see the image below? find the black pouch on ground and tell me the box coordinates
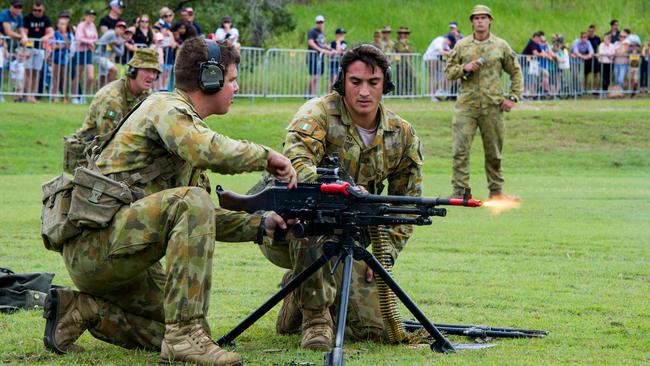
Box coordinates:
[0,268,56,314]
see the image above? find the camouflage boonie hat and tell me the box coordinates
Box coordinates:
[127,48,162,73]
[469,4,493,20]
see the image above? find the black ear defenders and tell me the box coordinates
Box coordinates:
[198,39,226,94]
[332,44,395,96]
[126,66,137,79]
[126,66,160,81]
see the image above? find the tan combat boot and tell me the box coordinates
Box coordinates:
[300,308,333,351]
[43,288,99,354]
[160,319,243,366]
[276,271,301,335]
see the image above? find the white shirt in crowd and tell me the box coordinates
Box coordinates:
[215,27,239,44]
[598,42,616,64]
[423,36,450,61]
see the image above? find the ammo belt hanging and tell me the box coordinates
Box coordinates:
[369,226,407,343]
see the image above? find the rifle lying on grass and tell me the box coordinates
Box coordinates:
[403,319,548,339]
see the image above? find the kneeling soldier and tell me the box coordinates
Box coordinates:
[44,38,297,366]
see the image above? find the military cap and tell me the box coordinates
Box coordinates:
[469,4,493,20]
[382,25,392,33]
[373,29,381,37]
[397,26,410,34]
[127,48,162,73]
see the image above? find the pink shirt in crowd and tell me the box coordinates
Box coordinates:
[75,20,98,52]
[598,43,616,64]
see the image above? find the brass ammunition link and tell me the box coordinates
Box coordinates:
[369,226,407,343]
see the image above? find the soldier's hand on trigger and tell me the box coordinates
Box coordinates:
[266,150,298,188]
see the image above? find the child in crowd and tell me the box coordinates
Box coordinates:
[51,17,74,103]
[628,42,641,96]
[10,48,28,102]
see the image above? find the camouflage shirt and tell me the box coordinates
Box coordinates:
[78,76,150,137]
[394,39,413,53]
[380,39,395,53]
[285,93,423,259]
[445,33,523,108]
[96,89,271,242]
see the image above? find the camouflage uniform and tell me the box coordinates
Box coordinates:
[444,32,523,196]
[78,48,161,138]
[394,34,415,95]
[77,76,150,137]
[61,89,269,349]
[380,39,395,53]
[259,92,423,340]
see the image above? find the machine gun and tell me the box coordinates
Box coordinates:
[214,168,484,366]
[216,178,482,241]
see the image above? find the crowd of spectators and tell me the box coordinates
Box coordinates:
[0,0,242,103]
[0,0,648,102]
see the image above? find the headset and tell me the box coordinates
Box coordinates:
[198,39,226,94]
[126,66,161,81]
[332,44,395,96]
[126,66,138,79]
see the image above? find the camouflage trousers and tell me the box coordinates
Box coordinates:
[260,237,386,341]
[452,104,505,194]
[62,187,216,350]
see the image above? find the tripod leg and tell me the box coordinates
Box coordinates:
[325,253,354,366]
[354,247,456,353]
[217,248,335,346]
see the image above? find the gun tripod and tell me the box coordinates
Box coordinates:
[217,227,460,366]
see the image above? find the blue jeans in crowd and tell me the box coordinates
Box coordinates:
[613,63,628,88]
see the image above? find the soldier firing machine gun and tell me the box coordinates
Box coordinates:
[214,160,545,366]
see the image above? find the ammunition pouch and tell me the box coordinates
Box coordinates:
[62,133,91,174]
[68,167,138,229]
[40,174,82,252]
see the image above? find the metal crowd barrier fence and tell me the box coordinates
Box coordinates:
[1,35,648,102]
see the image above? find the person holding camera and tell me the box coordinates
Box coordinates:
[444,5,522,201]
[44,38,296,366]
[214,15,239,51]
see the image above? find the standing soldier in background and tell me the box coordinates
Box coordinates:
[444,5,522,200]
[379,25,394,52]
[394,26,415,95]
[64,48,161,173]
[372,29,382,50]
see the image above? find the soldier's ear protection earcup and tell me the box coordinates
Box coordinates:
[126,66,160,81]
[126,66,137,79]
[198,39,225,95]
[331,44,395,96]
[332,67,345,95]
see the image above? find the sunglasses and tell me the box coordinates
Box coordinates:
[33,8,44,13]
[141,20,149,23]
[164,14,173,18]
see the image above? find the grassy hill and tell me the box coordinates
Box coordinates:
[276,0,650,52]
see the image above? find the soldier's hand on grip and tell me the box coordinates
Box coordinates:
[266,150,298,188]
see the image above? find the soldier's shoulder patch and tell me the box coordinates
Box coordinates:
[105,109,118,120]
[290,118,318,135]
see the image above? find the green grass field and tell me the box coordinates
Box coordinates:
[0,98,649,365]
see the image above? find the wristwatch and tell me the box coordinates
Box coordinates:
[509,96,518,103]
